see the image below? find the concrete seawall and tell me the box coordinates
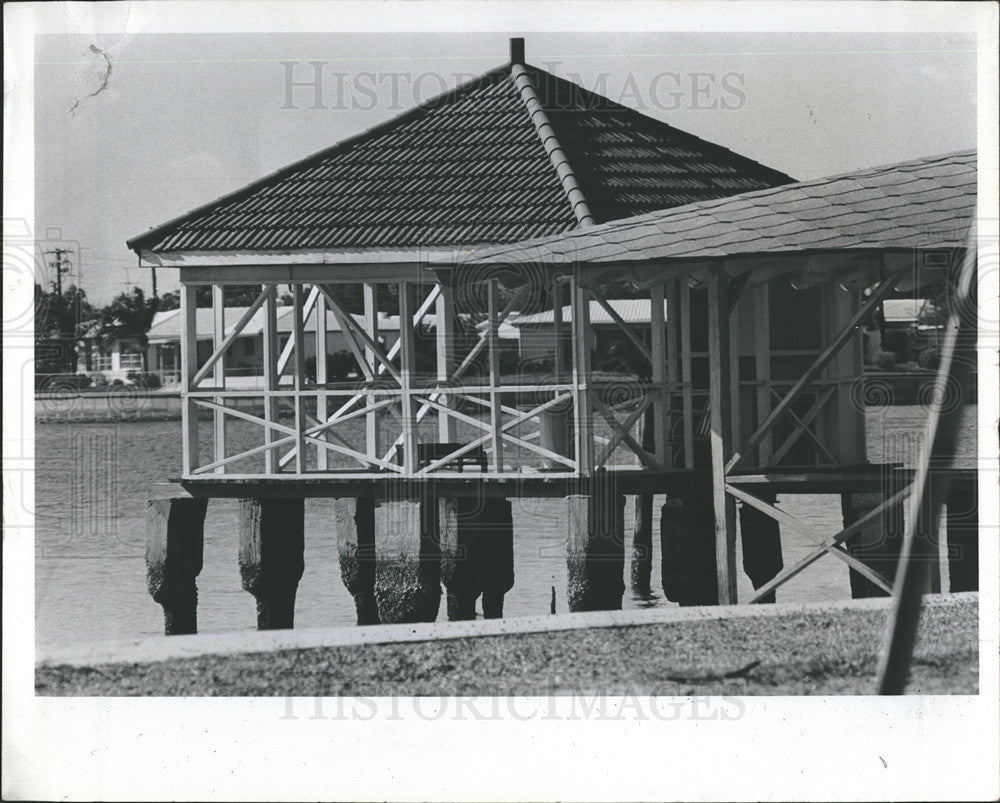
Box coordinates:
[36,390,184,422]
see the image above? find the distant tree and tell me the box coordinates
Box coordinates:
[99,287,159,370]
[34,283,94,373]
[157,291,180,311]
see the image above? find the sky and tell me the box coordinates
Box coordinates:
[33,31,977,304]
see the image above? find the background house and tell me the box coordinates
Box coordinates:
[511,299,665,369]
[146,305,405,383]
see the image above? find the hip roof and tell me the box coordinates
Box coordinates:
[128,50,792,257]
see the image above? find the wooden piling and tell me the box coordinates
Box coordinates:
[146,497,209,635]
[841,475,905,599]
[946,479,978,592]
[372,495,442,623]
[631,494,654,594]
[738,490,784,603]
[660,487,718,606]
[333,497,380,625]
[567,491,625,612]
[239,498,305,630]
[441,497,515,620]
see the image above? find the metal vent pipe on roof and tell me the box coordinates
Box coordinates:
[510,37,525,65]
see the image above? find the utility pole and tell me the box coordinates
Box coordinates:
[44,248,72,297]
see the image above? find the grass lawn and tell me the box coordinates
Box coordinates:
[36,595,977,696]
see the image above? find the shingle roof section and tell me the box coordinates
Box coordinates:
[527,66,794,221]
[128,59,794,254]
[458,150,976,267]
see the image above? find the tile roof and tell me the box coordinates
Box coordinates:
[127,59,793,255]
[456,150,976,268]
[510,298,667,326]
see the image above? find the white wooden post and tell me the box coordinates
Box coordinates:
[753,283,772,466]
[363,282,380,461]
[649,281,670,467]
[680,283,694,469]
[570,272,593,475]
[315,288,328,470]
[707,269,737,604]
[292,284,306,473]
[487,279,504,471]
[181,283,199,475]
[729,280,742,457]
[212,285,226,473]
[398,282,417,474]
[826,282,865,463]
[552,278,566,379]
[436,280,457,444]
[665,280,679,467]
[263,285,279,474]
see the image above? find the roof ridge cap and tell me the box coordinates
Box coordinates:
[510,62,595,228]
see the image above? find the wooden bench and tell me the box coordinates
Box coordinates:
[392,443,488,472]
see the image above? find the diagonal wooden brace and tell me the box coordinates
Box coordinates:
[727,266,908,472]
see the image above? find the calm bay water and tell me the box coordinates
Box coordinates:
[34,405,978,653]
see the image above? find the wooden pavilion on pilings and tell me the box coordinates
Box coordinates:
[453,149,979,608]
[129,34,976,634]
[131,37,800,633]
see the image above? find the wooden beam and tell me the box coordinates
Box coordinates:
[487,279,504,472]
[322,287,375,382]
[180,284,199,475]
[769,385,837,465]
[193,397,403,472]
[570,273,594,475]
[768,386,839,465]
[728,281,741,459]
[190,287,268,388]
[725,483,892,595]
[649,282,670,467]
[437,281,457,443]
[317,285,400,383]
[590,288,653,363]
[727,265,908,472]
[315,289,328,470]
[592,398,662,471]
[363,283,380,460]
[552,278,566,379]
[596,393,654,467]
[379,284,528,464]
[212,285,226,473]
[263,286,279,474]
[680,283,694,469]
[664,280,679,466]
[398,283,417,474]
[707,269,737,604]
[746,485,911,603]
[292,285,307,473]
[276,285,319,379]
[753,283,772,465]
